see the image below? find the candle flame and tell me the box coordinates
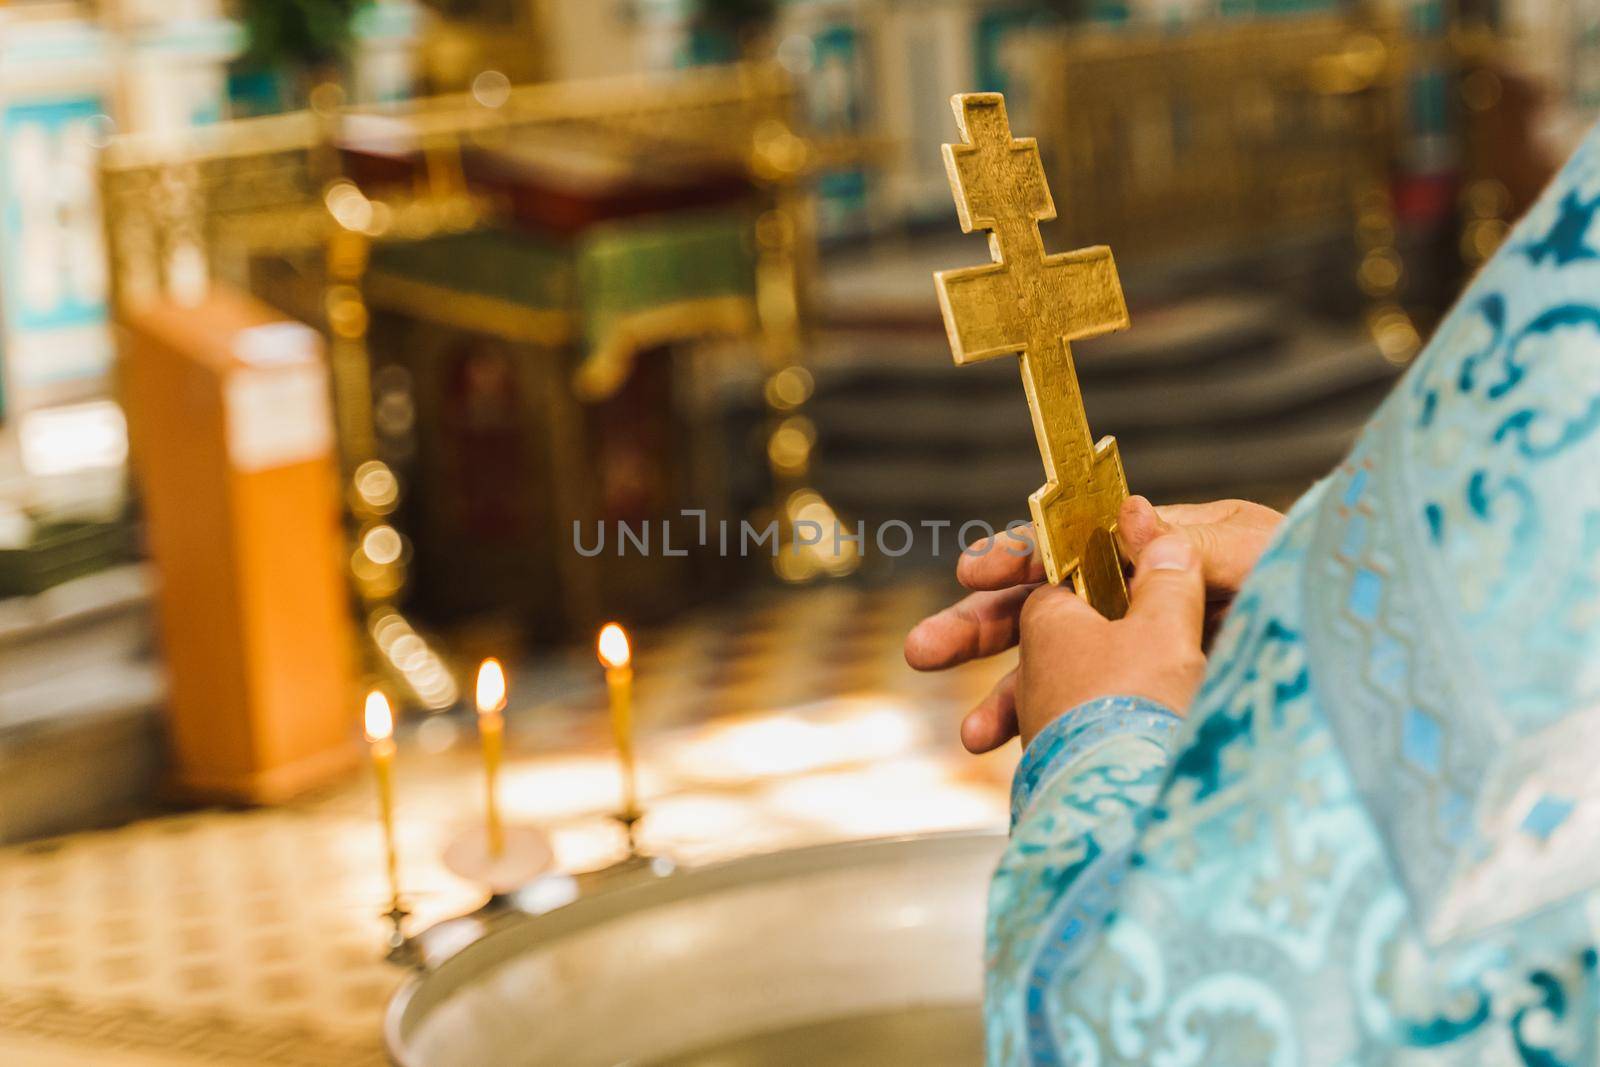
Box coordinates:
[597,623,631,669]
[476,657,507,715]
[364,689,393,742]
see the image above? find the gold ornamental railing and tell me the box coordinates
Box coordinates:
[1030,15,1421,360]
[100,63,861,708]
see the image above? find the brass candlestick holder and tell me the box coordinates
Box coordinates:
[383,900,420,967]
[379,633,678,973]
[597,624,642,854]
[595,622,677,880]
[440,658,556,897]
[364,689,423,965]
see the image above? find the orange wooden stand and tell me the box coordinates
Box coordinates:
[120,288,358,803]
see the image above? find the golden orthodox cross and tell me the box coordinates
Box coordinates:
[934,93,1132,619]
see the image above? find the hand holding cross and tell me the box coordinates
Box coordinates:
[934,93,1132,619]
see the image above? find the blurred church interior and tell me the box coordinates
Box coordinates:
[0,0,1594,1063]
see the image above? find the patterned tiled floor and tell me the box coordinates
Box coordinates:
[0,581,1015,1066]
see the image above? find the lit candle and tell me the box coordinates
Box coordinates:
[596,623,638,823]
[475,658,508,858]
[364,689,402,910]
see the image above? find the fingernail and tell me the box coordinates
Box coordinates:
[1142,535,1194,572]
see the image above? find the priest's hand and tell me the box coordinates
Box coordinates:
[903,496,1281,753]
[1008,536,1205,747]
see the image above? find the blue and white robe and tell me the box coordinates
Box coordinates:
[987,123,1600,1066]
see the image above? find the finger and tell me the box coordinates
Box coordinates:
[961,669,1019,754]
[1152,500,1249,527]
[904,584,1039,671]
[1124,498,1278,593]
[1175,518,1275,592]
[956,526,1048,590]
[1125,534,1207,651]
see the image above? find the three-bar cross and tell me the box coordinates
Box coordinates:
[934,93,1132,618]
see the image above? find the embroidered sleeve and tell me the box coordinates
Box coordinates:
[986,695,1182,1064]
[1008,695,1183,827]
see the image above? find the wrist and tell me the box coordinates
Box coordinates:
[1020,668,1201,746]
[1011,695,1182,825]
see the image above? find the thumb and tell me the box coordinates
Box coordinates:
[1124,533,1206,649]
[1117,495,1171,557]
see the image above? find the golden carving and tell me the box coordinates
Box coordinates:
[1025,17,1420,361]
[364,271,577,346]
[100,61,865,621]
[934,93,1131,618]
[574,295,758,401]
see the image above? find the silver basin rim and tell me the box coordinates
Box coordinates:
[383,828,1005,1066]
